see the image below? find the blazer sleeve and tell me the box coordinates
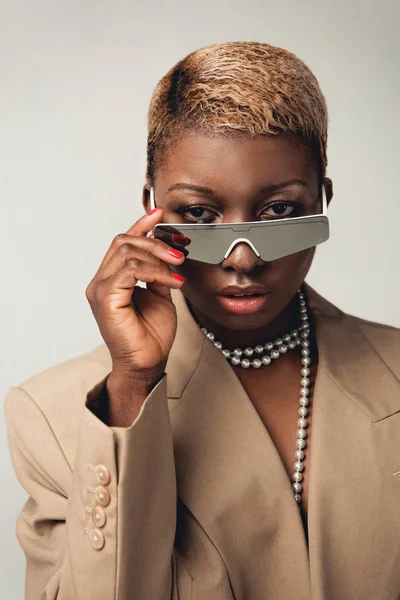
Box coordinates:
[3,373,177,600]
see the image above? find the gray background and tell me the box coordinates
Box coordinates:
[1,0,399,595]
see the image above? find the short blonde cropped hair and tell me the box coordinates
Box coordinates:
[146,41,328,185]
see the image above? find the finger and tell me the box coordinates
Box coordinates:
[99,243,168,280]
[154,229,191,250]
[99,238,186,279]
[101,257,185,305]
[125,206,164,237]
[99,207,165,270]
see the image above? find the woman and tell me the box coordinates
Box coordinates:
[4,41,400,600]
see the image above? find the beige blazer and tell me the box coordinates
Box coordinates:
[4,282,400,600]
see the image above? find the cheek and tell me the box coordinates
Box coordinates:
[278,248,315,272]
[271,248,316,289]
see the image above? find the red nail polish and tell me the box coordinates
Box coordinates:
[172,272,185,282]
[172,234,190,244]
[148,207,161,216]
[167,247,184,258]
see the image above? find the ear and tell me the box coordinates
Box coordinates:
[142,184,151,213]
[323,177,334,207]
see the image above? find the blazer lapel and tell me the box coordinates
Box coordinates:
[305,285,400,599]
[168,283,400,600]
[168,287,312,599]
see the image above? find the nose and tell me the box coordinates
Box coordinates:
[220,239,265,272]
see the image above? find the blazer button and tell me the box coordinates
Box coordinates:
[95,464,110,486]
[94,485,110,507]
[89,528,105,551]
[92,505,107,528]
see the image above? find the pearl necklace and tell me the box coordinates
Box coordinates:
[199,287,312,506]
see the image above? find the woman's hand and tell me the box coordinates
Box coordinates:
[86,207,186,387]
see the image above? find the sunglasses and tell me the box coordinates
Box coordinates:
[150,185,329,264]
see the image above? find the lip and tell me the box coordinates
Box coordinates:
[218,285,269,296]
[216,285,270,315]
[216,294,269,315]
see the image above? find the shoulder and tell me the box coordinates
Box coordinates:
[345,312,400,375]
[17,343,111,409]
[3,344,111,469]
[306,282,400,376]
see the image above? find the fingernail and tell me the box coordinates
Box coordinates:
[167,247,184,258]
[172,272,185,282]
[172,234,191,244]
[148,207,161,216]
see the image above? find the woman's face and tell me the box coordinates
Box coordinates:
[143,130,333,335]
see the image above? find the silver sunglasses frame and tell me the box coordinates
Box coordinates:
[150,185,330,263]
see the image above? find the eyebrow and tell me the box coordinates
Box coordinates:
[166,179,308,197]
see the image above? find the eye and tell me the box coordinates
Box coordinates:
[261,202,298,219]
[176,201,300,222]
[177,206,218,223]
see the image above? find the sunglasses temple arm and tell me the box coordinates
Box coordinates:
[149,187,156,211]
[322,184,328,215]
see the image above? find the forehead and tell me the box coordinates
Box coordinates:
[156,130,318,192]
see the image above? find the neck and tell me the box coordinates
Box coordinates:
[185,292,301,350]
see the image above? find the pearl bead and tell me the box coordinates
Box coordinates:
[197,286,312,506]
